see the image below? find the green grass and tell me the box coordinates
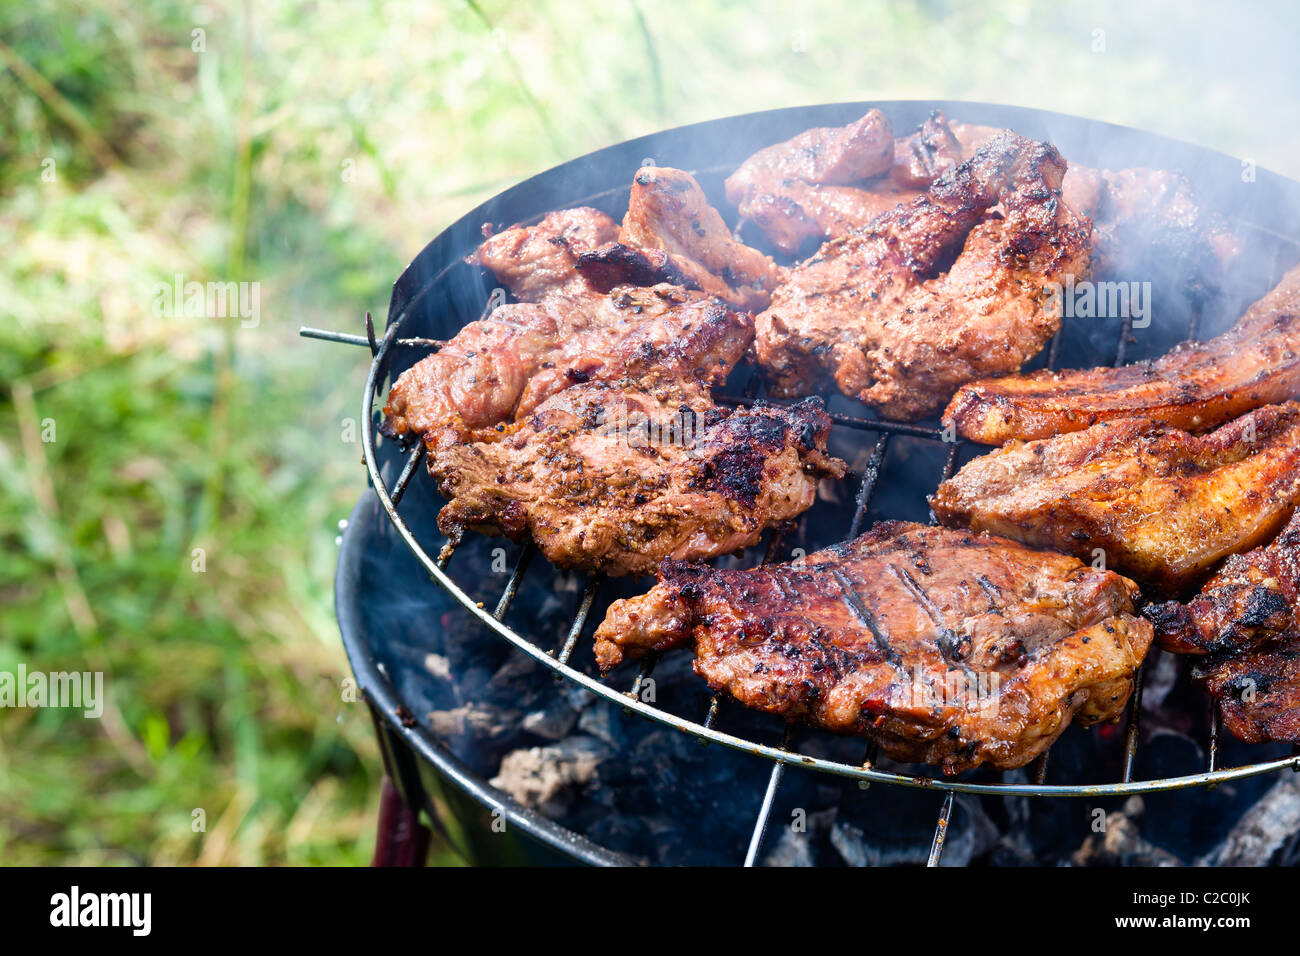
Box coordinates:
[2,0,1295,865]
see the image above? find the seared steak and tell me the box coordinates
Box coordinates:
[754,132,1090,419]
[431,381,843,576]
[593,521,1151,774]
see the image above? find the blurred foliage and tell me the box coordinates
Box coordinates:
[0,0,1294,865]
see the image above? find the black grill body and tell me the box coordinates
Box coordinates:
[330,101,1300,866]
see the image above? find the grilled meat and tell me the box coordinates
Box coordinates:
[891,110,969,188]
[470,207,619,301]
[1061,165,1242,277]
[724,109,896,254]
[754,132,1090,419]
[608,166,780,311]
[593,521,1151,774]
[944,264,1300,445]
[397,188,828,574]
[473,170,776,311]
[932,403,1300,596]
[1145,509,1300,656]
[723,111,1005,254]
[727,106,1241,291]
[431,381,844,576]
[723,111,1000,255]
[1198,643,1300,744]
[1143,512,1300,743]
[382,284,750,446]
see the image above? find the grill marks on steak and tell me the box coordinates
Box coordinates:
[944,264,1300,445]
[753,132,1091,420]
[932,402,1300,597]
[1144,510,1300,744]
[430,383,844,576]
[592,522,1152,774]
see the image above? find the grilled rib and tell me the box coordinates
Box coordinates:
[431,382,844,576]
[944,264,1300,445]
[754,132,1090,420]
[593,521,1152,774]
[932,403,1300,597]
[1198,643,1300,744]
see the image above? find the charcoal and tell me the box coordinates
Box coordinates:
[1199,776,1300,866]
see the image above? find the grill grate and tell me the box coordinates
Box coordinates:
[304,284,1300,866]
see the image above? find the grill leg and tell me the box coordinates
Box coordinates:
[366,698,433,867]
[372,776,431,867]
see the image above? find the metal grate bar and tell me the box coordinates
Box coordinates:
[1045,327,1063,371]
[389,444,427,507]
[628,655,657,700]
[848,434,891,540]
[702,695,722,731]
[734,527,800,860]
[926,791,956,867]
[939,442,960,483]
[715,396,941,439]
[763,527,790,565]
[743,726,794,867]
[299,325,445,351]
[555,576,603,665]
[856,741,879,791]
[493,544,536,621]
[1113,313,1135,366]
[1121,664,1148,783]
[435,541,457,571]
[1032,752,1050,785]
[1207,704,1220,776]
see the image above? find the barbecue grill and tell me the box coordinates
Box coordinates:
[306,101,1300,866]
